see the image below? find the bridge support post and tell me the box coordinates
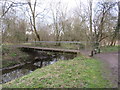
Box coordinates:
[77,52,81,56]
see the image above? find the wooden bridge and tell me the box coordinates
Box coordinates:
[7,41,95,55]
[19,46,81,54]
[10,41,94,54]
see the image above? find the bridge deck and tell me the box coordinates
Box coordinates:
[20,46,81,53]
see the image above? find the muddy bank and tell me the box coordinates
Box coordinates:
[1,51,56,74]
[2,45,57,73]
[2,45,30,68]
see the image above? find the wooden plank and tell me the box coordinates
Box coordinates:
[20,46,80,53]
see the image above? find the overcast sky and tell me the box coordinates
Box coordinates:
[0,0,118,24]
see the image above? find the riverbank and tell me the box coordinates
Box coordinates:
[3,56,110,88]
[2,45,29,68]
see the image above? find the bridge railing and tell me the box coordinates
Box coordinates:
[27,41,95,51]
[2,40,99,51]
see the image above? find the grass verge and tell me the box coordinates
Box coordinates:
[101,45,119,53]
[3,56,110,88]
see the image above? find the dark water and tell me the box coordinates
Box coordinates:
[1,51,76,84]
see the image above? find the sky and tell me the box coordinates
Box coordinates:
[1,0,118,24]
[30,0,87,11]
[0,0,81,22]
[20,0,117,25]
[31,0,89,24]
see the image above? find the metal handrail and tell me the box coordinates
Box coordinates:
[29,41,82,43]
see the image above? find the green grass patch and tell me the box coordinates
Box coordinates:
[3,56,110,88]
[101,45,119,53]
[2,45,29,68]
[2,60,18,68]
[59,43,78,49]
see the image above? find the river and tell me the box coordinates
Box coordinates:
[1,50,76,84]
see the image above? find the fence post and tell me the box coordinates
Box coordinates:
[90,50,94,57]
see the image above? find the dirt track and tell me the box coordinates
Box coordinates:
[94,52,118,88]
[80,50,118,88]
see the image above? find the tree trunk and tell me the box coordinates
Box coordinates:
[110,2,120,46]
[28,0,40,41]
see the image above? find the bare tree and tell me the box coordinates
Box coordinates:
[1,1,13,17]
[110,1,120,46]
[2,13,27,43]
[0,0,27,18]
[50,1,62,45]
[27,0,40,41]
[93,1,116,44]
[88,0,93,39]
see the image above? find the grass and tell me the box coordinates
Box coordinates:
[2,60,19,68]
[34,43,85,50]
[101,45,119,53]
[3,56,110,88]
[2,45,29,68]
